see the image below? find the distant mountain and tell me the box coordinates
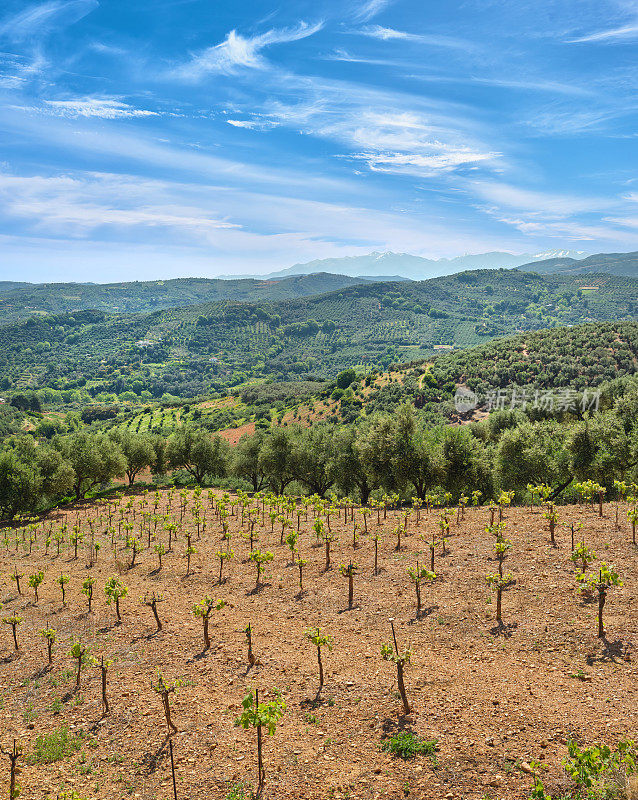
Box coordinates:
[0,272,378,324]
[224,250,589,281]
[516,251,638,278]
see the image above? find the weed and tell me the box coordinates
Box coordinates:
[27,727,84,764]
[380,731,438,762]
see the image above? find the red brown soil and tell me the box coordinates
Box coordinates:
[0,496,636,800]
[217,422,256,445]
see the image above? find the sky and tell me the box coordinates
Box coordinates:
[0,0,637,282]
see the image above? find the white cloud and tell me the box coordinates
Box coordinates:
[0,0,98,42]
[172,22,323,81]
[358,25,470,49]
[41,97,158,118]
[352,0,393,24]
[226,118,278,130]
[359,25,413,40]
[0,172,240,235]
[472,182,614,215]
[568,23,638,42]
[263,92,501,178]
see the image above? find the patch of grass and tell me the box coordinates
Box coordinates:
[27,726,85,764]
[381,731,438,761]
[225,783,250,800]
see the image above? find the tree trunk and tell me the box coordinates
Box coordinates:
[598,588,606,638]
[203,617,210,650]
[396,662,410,714]
[348,575,354,609]
[317,647,324,689]
[163,693,177,734]
[496,588,502,622]
[101,660,110,715]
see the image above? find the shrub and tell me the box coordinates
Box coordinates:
[381,731,438,761]
[27,727,84,764]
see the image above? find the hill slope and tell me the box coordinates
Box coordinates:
[517,251,638,277]
[2,269,638,401]
[0,272,375,323]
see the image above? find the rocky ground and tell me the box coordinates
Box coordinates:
[0,492,635,800]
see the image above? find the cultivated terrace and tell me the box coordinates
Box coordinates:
[0,489,635,800]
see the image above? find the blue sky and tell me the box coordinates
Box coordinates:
[0,0,637,282]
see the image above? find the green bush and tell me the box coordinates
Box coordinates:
[380,731,438,761]
[27,727,84,764]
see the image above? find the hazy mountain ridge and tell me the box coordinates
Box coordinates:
[222,249,589,281]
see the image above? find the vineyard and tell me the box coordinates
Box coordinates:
[2,271,638,403]
[0,488,636,800]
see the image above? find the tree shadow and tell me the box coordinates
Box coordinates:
[31,664,52,680]
[300,693,331,710]
[139,734,171,776]
[294,589,307,601]
[380,715,415,736]
[247,583,269,596]
[408,604,439,624]
[586,637,628,665]
[192,649,209,662]
[337,604,360,614]
[489,621,518,638]
[0,652,19,665]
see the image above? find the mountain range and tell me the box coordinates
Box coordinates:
[220,249,589,281]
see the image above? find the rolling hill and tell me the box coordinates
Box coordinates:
[2,268,638,403]
[516,250,638,277]
[0,272,378,324]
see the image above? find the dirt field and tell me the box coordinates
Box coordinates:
[0,493,636,800]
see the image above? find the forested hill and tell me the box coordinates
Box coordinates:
[428,320,638,394]
[516,250,638,277]
[0,272,376,323]
[2,269,638,400]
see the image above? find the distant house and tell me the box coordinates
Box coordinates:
[433,344,454,350]
[210,356,220,363]
[136,339,156,348]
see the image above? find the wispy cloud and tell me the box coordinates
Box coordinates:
[259,78,502,179]
[352,0,393,24]
[358,24,470,50]
[226,118,278,130]
[0,172,240,235]
[39,97,158,118]
[172,21,323,81]
[0,0,98,42]
[568,22,638,43]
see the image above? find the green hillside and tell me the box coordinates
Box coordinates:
[517,250,638,277]
[0,272,375,323]
[1,269,637,405]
